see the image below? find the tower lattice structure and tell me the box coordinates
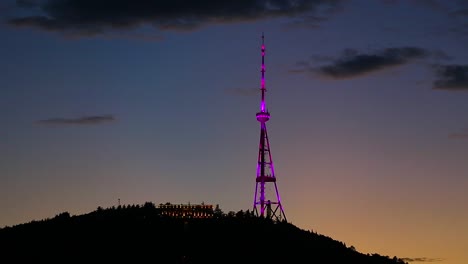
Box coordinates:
[252,34,286,222]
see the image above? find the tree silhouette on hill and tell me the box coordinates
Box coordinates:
[0,202,408,264]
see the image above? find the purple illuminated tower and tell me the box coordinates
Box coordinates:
[252,34,287,222]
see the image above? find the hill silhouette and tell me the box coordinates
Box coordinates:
[0,202,408,264]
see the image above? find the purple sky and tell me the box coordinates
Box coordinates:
[1,1,468,263]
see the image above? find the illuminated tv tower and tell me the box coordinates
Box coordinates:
[252,34,286,222]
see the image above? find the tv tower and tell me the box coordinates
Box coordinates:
[252,34,287,222]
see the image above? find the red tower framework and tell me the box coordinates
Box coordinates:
[252,34,287,222]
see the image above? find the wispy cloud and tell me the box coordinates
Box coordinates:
[448,128,468,139]
[433,64,468,91]
[6,0,342,37]
[36,115,116,125]
[449,133,468,139]
[401,257,444,263]
[290,47,429,79]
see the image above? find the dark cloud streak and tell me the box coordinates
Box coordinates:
[448,128,468,139]
[291,47,429,79]
[7,0,342,36]
[36,115,116,125]
[401,257,444,262]
[433,64,468,90]
[449,133,468,139]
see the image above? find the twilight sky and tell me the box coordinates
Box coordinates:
[1,0,468,263]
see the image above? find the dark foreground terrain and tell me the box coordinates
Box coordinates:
[0,202,408,264]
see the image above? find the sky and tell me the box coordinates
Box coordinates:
[1,0,468,263]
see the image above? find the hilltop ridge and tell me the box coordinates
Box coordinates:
[0,202,408,264]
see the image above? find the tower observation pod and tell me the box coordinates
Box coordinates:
[252,34,287,222]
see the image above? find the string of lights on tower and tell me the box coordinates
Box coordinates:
[252,34,287,222]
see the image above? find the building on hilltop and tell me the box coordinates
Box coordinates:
[158,202,214,218]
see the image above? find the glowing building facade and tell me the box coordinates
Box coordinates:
[158,203,214,218]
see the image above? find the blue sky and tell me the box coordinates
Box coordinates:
[1,1,468,263]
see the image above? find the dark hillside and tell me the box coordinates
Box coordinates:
[0,202,408,264]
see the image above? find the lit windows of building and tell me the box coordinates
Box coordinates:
[158,203,214,218]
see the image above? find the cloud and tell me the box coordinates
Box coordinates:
[7,0,342,37]
[290,47,429,79]
[449,133,468,139]
[449,128,468,139]
[431,50,452,61]
[401,257,444,263]
[433,64,468,90]
[36,115,116,125]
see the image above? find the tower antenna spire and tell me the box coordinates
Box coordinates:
[253,34,287,222]
[260,32,266,112]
